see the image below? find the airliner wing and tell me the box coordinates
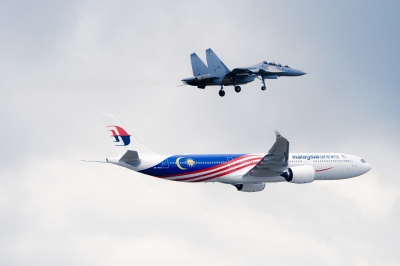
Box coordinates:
[245,131,289,177]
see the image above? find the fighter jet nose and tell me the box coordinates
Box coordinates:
[299,71,307,76]
[294,69,307,76]
[286,68,306,76]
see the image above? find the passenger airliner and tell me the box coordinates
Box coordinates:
[88,115,371,192]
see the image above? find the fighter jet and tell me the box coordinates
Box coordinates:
[181,48,306,97]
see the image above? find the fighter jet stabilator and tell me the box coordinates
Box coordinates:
[181,48,306,97]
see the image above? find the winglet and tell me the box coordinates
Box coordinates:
[268,130,289,164]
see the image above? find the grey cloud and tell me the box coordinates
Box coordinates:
[0,0,400,265]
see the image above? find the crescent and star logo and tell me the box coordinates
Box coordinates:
[176,157,196,170]
[108,126,131,146]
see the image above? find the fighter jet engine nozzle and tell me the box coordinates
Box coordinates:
[281,165,315,184]
[234,183,265,192]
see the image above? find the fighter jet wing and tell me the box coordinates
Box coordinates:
[244,131,289,177]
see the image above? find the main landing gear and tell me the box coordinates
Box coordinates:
[218,85,241,97]
[232,78,241,93]
[219,86,225,97]
[218,84,241,97]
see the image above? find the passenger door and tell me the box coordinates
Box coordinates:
[352,156,357,167]
[162,159,169,169]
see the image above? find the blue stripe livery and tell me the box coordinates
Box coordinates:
[139,154,246,177]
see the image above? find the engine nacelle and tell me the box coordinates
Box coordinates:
[234,183,265,192]
[281,165,315,184]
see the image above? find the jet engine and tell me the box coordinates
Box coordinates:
[281,165,315,184]
[234,183,265,192]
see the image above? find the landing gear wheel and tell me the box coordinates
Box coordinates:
[261,86,266,91]
[234,86,241,93]
[219,90,225,97]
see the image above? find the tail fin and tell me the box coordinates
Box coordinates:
[205,48,230,77]
[190,53,209,76]
[101,114,156,157]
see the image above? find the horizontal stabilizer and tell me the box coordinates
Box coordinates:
[119,150,141,167]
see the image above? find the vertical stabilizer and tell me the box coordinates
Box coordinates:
[205,48,230,77]
[102,114,156,157]
[190,53,209,76]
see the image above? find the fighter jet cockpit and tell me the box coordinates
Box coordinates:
[262,61,291,68]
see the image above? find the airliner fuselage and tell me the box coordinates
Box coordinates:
[107,153,371,184]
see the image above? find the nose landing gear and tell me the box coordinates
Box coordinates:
[261,77,266,91]
[219,85,225,97]
[234,86,241,93]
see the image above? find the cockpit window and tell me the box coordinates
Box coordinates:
[361,159,366,163]
[284,65,289,67]
[263,61,268,64]
[278,63,282,67]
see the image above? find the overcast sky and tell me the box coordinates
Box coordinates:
[1,0,400,265]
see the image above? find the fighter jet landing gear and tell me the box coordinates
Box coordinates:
[234,86,241,93]
[261,77,266,91]
[219,86,225,97]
